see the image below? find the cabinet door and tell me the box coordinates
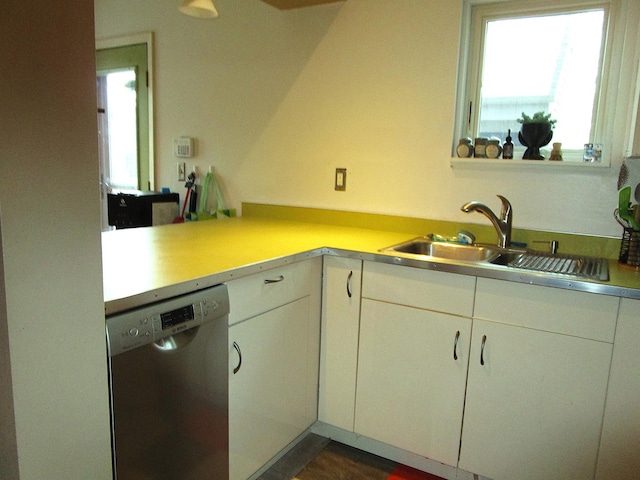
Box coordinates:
[596,298,640,480]
[354,299,471,467]
[459,319,613,480]
[318,256,362,431]
[229,297,315,480]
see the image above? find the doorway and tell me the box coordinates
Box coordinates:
[96,34,154,230]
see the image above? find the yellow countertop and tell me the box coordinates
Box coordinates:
[102,217,410,312]
[102,216,640,315]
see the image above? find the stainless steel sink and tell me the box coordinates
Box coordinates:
[379,236,502,263]
[379,236,609,281]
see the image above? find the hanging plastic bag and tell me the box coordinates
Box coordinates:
[190,170,236,221]
[210,172,236,218]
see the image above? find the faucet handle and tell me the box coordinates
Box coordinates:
[496,195,512,221]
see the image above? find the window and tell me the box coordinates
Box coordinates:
[97,68,139,190]
[96,42,150,190]
[455,0,624,163]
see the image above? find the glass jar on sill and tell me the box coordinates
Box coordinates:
[486,137,502,159]
[456,137,474,158]
[583,143,603,163]
[474,137,488,158]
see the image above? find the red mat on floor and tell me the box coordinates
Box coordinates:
[388,464,444,480]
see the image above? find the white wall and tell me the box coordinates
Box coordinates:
[0,1,112,478]
[95,0,640,237]
[95,0,343,205]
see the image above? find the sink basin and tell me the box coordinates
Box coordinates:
[379,236,501,263]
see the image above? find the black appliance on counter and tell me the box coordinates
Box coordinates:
[108,190,179,229]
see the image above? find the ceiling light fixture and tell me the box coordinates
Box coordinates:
[179,0,219,18]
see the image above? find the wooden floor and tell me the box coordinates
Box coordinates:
[258,434,330,480]
[294,441,399,479]
[258,434,445,480]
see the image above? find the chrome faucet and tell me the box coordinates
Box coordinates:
[461,195,513,248]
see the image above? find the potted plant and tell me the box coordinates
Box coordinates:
[517,111,556,160]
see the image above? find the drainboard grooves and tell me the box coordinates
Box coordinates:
[505,252,608,281]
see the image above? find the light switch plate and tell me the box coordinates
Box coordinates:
[335,168,347,191]
[177,162,186,181]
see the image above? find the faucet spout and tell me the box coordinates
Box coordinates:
[461,195,512,248]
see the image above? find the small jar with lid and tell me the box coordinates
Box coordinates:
[583,143,595,162]
[486,137,503,159]
[474,137,488,158]
[456,137,474,158]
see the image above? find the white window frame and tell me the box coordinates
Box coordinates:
[96,32,155,188]
[453,0,640,167]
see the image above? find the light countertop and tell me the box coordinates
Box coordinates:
[103,216,640,315]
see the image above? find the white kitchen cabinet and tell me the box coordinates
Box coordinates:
[355,299,471,467]
[596,297,640,480]
[227,258,321,480]
[318,256,362,431]
[459,278,619,480]
[354,261,474,467]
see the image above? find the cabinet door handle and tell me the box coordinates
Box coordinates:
[480,334,487,366]
[453,330,460,360]
[233,341,242,374]
[264,275,284,284]
[346,270,353,298]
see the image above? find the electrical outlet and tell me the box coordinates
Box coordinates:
[335,168,347,191]
[177,162,186,181]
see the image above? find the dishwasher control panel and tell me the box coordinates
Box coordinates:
[106,284,229,357]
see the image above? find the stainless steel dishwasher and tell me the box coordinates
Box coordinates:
[106,284,230,480]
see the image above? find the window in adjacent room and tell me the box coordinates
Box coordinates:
[97,68,139,190]
[96,37,152,231]
[456,1,610,161]
[96,42,150,191]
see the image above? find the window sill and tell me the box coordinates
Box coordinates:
[450,157,610,170]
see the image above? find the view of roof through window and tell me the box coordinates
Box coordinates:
[477,9,605,152]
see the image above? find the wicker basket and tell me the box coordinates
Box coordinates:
[619,227,640,268]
